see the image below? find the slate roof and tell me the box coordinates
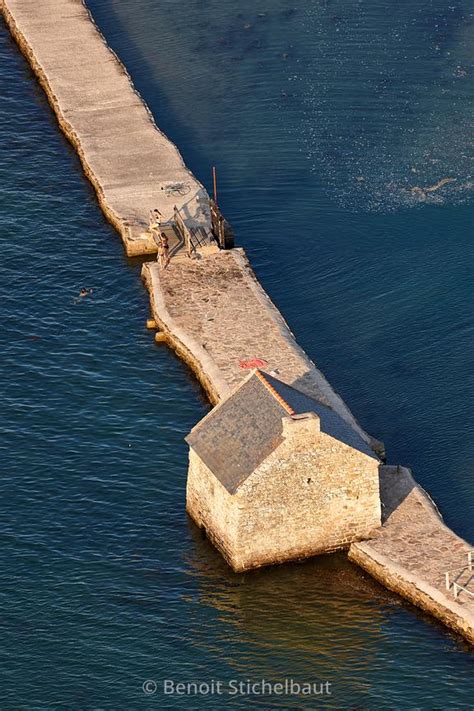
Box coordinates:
[185,370,376,494]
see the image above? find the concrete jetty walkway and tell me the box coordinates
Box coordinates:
[2,0,472,647]
[141,251,381,454]
[350,467,474,645]
[1,0,212,256]
[1,0,377,451]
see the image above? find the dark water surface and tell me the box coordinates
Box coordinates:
[1,0,473,708]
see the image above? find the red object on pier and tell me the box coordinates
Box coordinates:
[239,358,268,369]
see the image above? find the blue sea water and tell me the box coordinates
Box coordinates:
[1,0,473,708]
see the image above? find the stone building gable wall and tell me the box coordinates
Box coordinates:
[186,449,240,569]
[233,427,381,571]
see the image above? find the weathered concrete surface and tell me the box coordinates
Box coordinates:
[349,467,474,645]
[4,0,471,646]
[1,0,212,256]
[0,0,381,453]
[142,250,383,455]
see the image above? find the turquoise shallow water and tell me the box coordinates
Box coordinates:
[1,0,473,708]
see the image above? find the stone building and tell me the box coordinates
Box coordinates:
[185,369,381,572]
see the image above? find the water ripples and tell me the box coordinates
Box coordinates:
[2,4,474,709]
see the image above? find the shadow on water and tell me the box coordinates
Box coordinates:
[87,0,215,190]
[185,522,474,672]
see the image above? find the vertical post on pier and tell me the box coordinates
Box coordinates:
[453,583,459,600]
[212,166,218,205]
[445,572,450,591]
[468,551,473,571]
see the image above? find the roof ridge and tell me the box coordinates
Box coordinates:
[254,370,295,416]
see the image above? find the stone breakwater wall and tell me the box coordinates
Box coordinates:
[1,0,211,257]
[3,0,472,646]
[0,0,381,451]
[350,467,474,646]
[141,252,380,455]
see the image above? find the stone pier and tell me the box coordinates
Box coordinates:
[141,251,381,454]
[2,0,472,647]
[350,467,474,645]
[1,0,212,256]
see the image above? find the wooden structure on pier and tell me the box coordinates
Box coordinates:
[171,202,234,259]
[209,199,234,250]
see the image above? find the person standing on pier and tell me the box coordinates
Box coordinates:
[149,208,163,237]
[149,208,170,269]
[158,232,170,270]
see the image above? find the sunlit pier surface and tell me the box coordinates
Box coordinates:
[2,0,472,647]
[350,467,474,646]
[1,0,213,256]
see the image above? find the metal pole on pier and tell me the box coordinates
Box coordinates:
[212,166,218,204]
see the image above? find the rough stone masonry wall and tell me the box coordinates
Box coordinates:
[227,416,380,572]
[349,467,474,645]
[186,449,241,569]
